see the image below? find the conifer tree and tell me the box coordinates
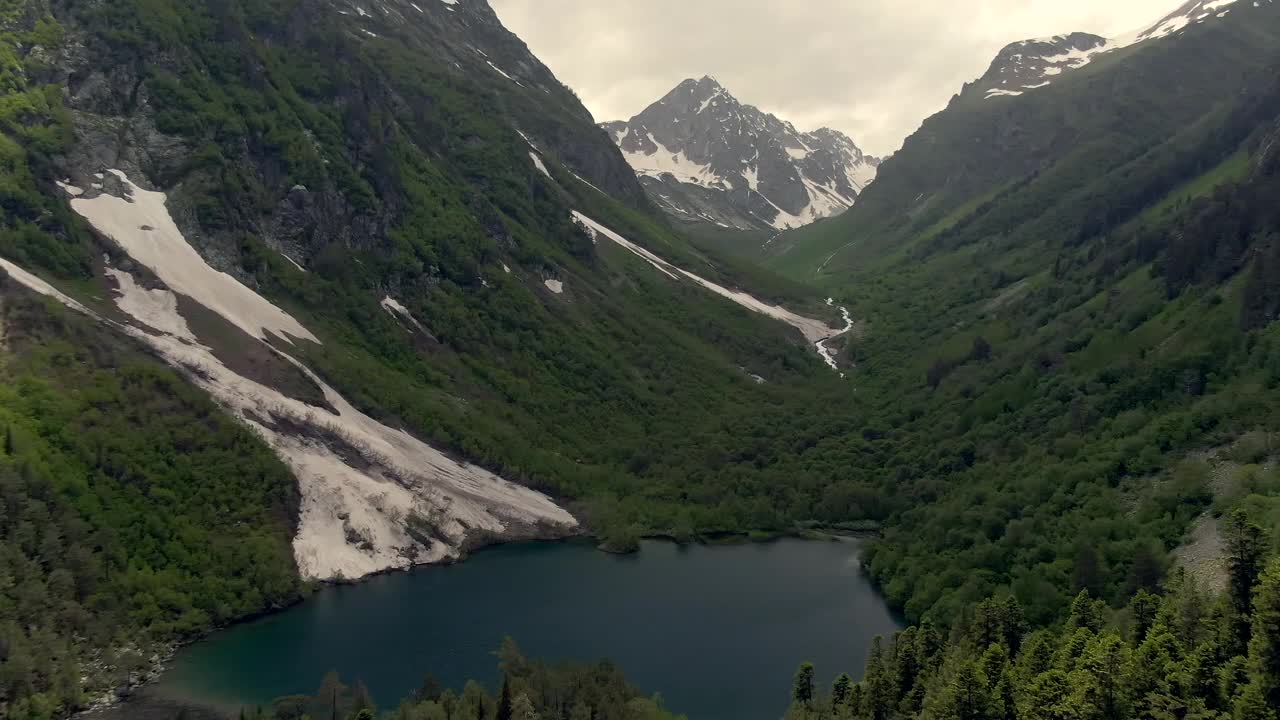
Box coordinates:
[1129,589,1159,645]
[832,673,853,709]
[863,637,895,720]
[497,674,515,720]
[1242,559,1280,712]
[511,692,540,720]
[942,660,990,720]
[1226,510,1268,651]
[792,662,816,707]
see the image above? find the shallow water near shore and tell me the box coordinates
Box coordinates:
[144,538,900,720]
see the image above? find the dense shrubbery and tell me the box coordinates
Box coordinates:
[0,294,301,718]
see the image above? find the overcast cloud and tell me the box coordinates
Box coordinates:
[490,0,1180,155]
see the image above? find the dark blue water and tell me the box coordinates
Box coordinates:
[155,538,899,720]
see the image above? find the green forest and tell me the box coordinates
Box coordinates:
[785,516,1279,720]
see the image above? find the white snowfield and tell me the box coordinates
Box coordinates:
[619,131,728,191]
[616,129,868,231]
[571,211,854,366]
[10,171,578,581]
[71,171,318,345]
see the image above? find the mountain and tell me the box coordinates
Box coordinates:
[601,77,879,231]
[764,0,1280,278]
[974,0,1268,101]
[0,0,870,712]
[752,0,1280,625]
[7,0,1280,716]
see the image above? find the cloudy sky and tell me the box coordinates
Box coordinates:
[490,0,1181,155]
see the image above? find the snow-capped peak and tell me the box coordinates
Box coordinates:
[602,78,879,231]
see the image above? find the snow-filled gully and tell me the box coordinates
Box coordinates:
[570,211,854,371]
[1,171,577,581]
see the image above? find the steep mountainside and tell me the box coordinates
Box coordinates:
[602,77,879,231]
[745,0,1280,631]
[0,0,874,713]
[765,0,1280,278]
[971,0,1267,101]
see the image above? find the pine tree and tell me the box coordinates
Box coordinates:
[511,693,540,720]
[1226,510,1269,651]
[999,596,1027,655]
[942,660,991,720]
[1242,559,1280,712]
[1076,634,1132,720]
[497,674,515,720]
[980,644,1008,690]
[863,637,894,720]
[992,667,1017,720]
[1231,681,1277,720]
[832,673,853,708]
[975,598,1003,650]
[792,663,816,707]
[1019,670,1076,720]
[1068,590,1104,633]
[1129,589,1159,645]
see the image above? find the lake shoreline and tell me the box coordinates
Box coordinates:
[81,528,886,720]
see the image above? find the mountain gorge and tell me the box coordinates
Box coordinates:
[602,77,879,231]
[0,0,874,712]
[3,0,1280,717]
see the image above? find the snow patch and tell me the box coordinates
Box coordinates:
[486,61,524,87]
[381,296,429,334]
[66,173,317,345]
[0,257,94,315]
[571,211,851,356]
[544,279,564,294]
[621,132,726,189]
[43,172,576,581]
[280,252,307,273]
[529,151,552,179]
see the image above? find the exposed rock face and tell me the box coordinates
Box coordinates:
[602,77,879,231]
[974,32,1109,100]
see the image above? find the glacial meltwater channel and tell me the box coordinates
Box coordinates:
[148,538,899,720]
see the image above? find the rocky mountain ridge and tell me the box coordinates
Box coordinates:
[602,77,879,231]
[973,0,1267,101]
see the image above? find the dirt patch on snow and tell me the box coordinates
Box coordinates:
[175,295,333,412]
